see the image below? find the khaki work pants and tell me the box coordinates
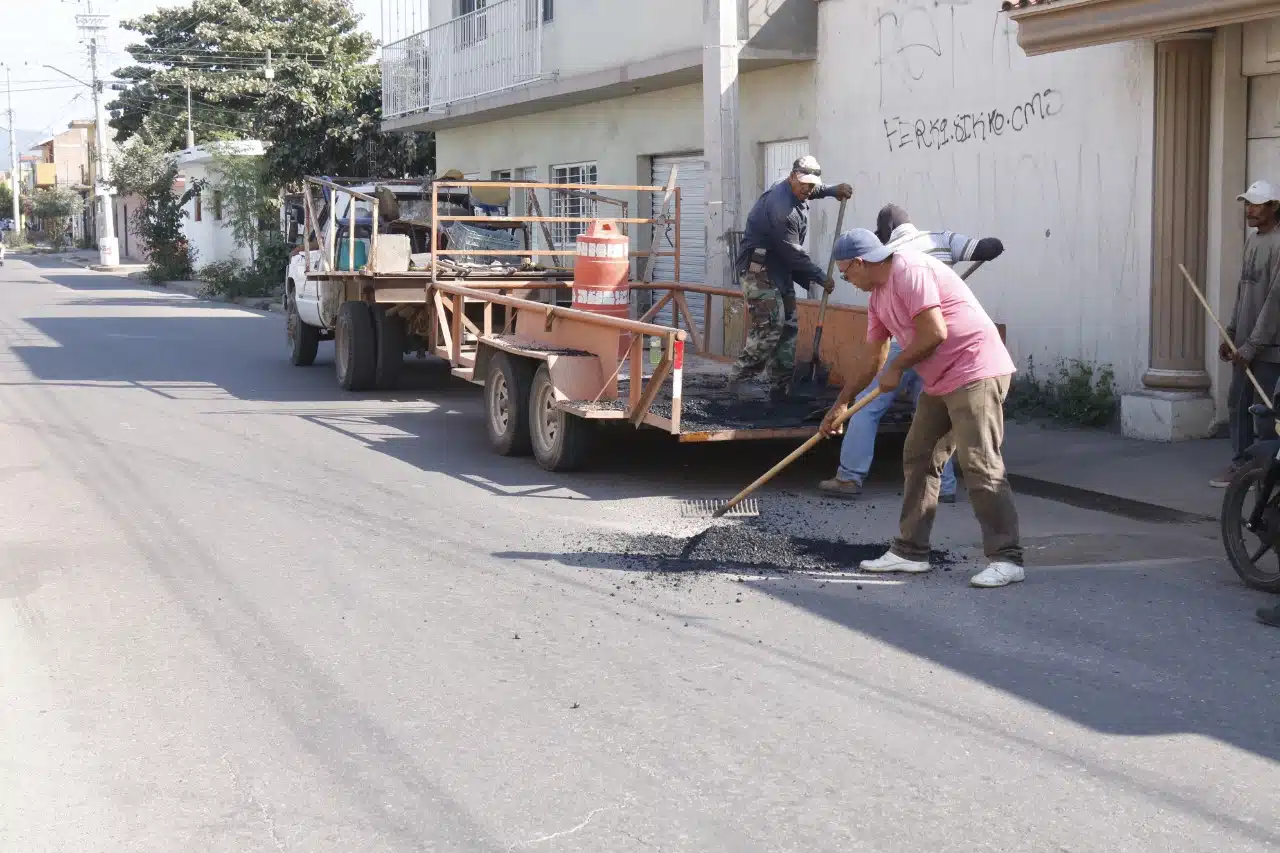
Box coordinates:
[892,375,1023,565]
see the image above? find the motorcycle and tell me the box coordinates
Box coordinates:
[1221,400,1280,592]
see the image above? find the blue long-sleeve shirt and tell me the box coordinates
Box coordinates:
[738,180,840,293]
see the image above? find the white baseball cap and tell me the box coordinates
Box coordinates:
[791,155,823,186]
[1238,180,1280,204]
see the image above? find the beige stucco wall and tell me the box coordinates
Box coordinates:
[435,62,816,228]
[812,2,1157,394]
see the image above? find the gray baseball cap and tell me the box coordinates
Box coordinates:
[792,155,823,186]
[832,228,894,264]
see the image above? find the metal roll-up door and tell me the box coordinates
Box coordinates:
[650,153,707,334]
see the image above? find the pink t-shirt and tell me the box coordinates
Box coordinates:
[866,251,1016,396]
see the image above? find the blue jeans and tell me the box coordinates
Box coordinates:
[837,340,957,496]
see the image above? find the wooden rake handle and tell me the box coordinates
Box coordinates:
[713,387,885,518]
[1178,263,1274,410]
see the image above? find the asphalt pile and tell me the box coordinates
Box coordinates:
[594,524,951,574]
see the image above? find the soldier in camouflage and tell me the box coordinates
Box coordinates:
[728,156,853,402]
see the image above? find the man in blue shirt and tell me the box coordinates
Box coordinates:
[818,204,1004,501]
[728,156,853,403]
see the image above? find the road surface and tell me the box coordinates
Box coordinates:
[1,256,1276,852]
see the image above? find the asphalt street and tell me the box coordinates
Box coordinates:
[0,256,1276,852]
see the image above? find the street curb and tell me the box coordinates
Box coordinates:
[1006,474,1216,525]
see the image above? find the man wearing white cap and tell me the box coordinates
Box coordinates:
[1214,180,1280,487]
[728,155,852,403]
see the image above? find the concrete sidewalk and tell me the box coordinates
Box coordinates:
[1003,421,1228,521]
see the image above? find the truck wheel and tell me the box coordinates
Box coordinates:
[373,307,406,390]
[529,363,593,472]
[485,352,535,456]
[287,289,319,367]
[335,301,377,391]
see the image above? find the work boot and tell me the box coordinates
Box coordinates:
[1257,603,1280,628]
[769,385,792,405]
[818,477,862,499]
[939,493,957,504]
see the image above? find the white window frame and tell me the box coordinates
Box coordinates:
[550,161,598,249]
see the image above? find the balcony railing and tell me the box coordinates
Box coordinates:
[382,0,545,119]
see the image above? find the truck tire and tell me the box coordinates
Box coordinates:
[529,363,593,472]
[287,289,319,367]
[335,301,377,391]
[485,352,535,456]
[373,307,406,390]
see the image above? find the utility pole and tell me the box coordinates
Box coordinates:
[702,0,741,354]
[4,66,20,234]
[186,79,194,149]
[79,1,118,267]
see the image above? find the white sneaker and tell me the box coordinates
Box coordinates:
[969,561,1026,588]
[859,550,932,574]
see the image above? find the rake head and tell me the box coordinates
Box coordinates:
[679,498,760,519]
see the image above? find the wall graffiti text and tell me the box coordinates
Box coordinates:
[883,89,1064,154]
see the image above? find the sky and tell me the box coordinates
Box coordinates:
[0,0,399,146]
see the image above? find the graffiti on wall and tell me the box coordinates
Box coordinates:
[882,89,1064,153]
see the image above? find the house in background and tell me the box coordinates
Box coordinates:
[380,0,819,354]
[379,0,1280,442]
[175,141,266,268]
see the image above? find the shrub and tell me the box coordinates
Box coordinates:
[1005,356,1119,428]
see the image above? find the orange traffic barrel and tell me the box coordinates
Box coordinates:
[572,220,630,322]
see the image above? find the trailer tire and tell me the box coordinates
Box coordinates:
[485,352,534,456]
[335,301,377,391]
[529,363,593,472]
[287,288,319,367]
[373,307,406,390]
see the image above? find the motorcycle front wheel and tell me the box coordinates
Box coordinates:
[1221,462,1280,592]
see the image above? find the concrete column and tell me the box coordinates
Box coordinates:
[1205,25,1248,423]
[702,0,742,355]
[1122,33,1218,440]
[1143,34,1214,391]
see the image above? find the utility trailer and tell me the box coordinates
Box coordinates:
[289,176,919,471]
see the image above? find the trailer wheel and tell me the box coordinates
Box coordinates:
[373,307,406,390]
[529,363,593,472]
[287,288,319,367]
[335,301,377,391]
[485,352,534,456]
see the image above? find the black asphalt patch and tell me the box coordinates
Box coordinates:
[589,525,953,575]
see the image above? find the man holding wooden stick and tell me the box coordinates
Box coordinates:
[1213,181,1280,488]
[727,156,853,404]
[820,229,1024,588]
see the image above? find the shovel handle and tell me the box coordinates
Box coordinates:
[714,387,884,518]
[1178,263,1274,410]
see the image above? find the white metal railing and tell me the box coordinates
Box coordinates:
[381,0,545,118]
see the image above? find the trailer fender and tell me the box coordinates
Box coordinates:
[475,339,605,403]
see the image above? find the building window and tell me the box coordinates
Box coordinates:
[550,161,597,248]
[455,0,487,45]
[543,0,553,22]
[194,192,202,222]
[213,190,223,221]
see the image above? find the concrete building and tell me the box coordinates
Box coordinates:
[174,141,266,268]
[381,0,1280,441]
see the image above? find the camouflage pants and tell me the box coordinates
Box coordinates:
[729,280,798,393]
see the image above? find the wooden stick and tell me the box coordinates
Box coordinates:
[1178,262,1273,409]
[960,260,985,281]
[713,388,884,518]
[807,198,848,372]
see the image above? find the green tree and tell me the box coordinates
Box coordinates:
[109,0,432,187]
[31,187,86,251]
[110,135,203,283]
[0,182,12,218]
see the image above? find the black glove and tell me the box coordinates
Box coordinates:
[972,237,1004,262]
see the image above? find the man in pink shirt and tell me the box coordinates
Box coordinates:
[820,228,1024,588]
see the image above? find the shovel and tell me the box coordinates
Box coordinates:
[793,199,848,393]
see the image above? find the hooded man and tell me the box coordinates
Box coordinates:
[728,156,853,403]
[818,204,1005,502]
[822,228,1024,589]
